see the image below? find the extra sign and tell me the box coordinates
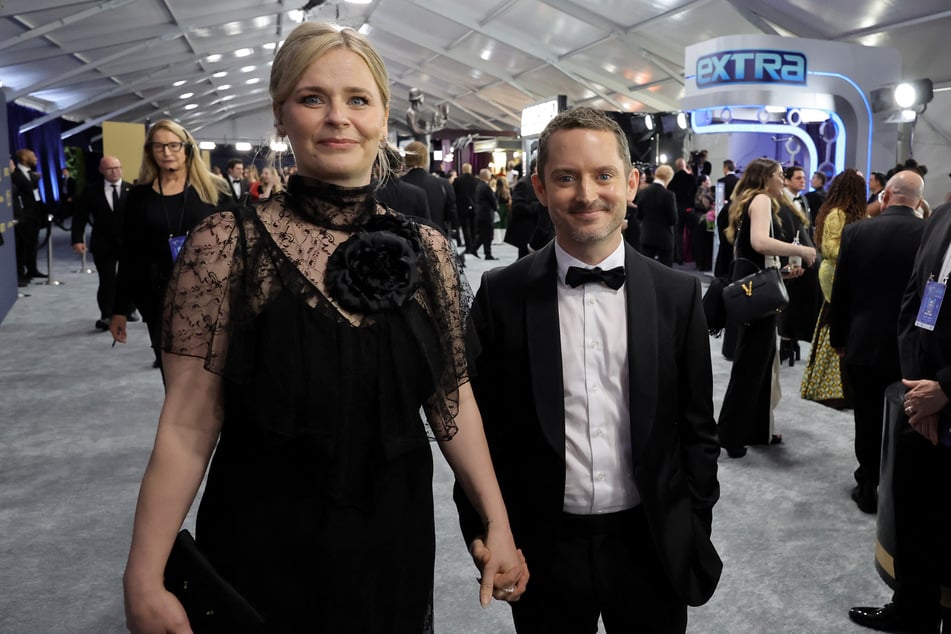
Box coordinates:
[696,49,807,88]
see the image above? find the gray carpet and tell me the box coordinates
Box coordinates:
[0,227,890,632]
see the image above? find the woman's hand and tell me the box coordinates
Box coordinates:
[124,578,192,634]
[799,245,817,267]
[468,526,529,606]
[781,265,805,280]
[110,314,128,344]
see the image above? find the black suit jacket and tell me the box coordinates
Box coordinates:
[829,206,924,372]
[473,179,497,221]
[504,174,541,249]
[717,173,738,202]
[899,202,951,391]
[374,177,430,220]
[452,173,479,217]
[667,170,697,212]
[454,241,722,606]
[227,178,250,205]
[72,180,133,257]
[403,167,452,231]
[11,167,41,218]
[635,182,677,251]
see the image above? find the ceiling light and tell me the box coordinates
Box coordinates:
[184,104,198,110]
[235,142,253,151]
[234,48,254,58]
[287,9,305,23]
[644,114,653,130]
[213,71,228,78]
[263,42,277,51]
[246,78,261,85]
[358,23,371,35]
[270,139,288,152]
[173,80,187,87]
[218,84,232,91]
[179,92,193,99]
[659,153,668,164]
[198,141,216,150]
[221,95,236,101]
[241,65,256,73]
[205,54,222,63]
[676,112,688,129]
[346,0,373,4]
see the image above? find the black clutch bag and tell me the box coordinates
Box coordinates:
[164,530,266,633]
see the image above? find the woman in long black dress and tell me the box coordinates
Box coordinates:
[109,120,233,369]
[717,158,816,458]
[122,22,527,632]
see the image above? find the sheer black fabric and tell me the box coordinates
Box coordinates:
[159,175,475,630]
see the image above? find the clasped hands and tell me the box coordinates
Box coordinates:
[902,378,949,445]
[468,530,529,607]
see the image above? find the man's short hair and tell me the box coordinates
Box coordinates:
[812,171,827,186]
[723,159,735,172]
[14,148,34,164]
[653,164,674,183]
[404,141,429,169]
[226,159,243,171]
[784,165,804,180]
[536,106,631,182]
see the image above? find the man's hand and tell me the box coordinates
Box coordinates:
[72,242,86,255]
[902,379,948,445]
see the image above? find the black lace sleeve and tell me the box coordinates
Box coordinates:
[416,223,474,440]
[161,211,243,375]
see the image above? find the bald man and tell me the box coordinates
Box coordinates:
[829,170,927,514]
[72,157,134,330]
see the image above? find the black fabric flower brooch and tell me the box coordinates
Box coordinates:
[326,214,422,314]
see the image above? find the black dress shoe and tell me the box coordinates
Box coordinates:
[484,255,499,260]
[18,277,29,288]
[848,602,931,632]
[851,485,877,514]
[724,446,747,459]
[27,270,48,278]
[95,319,110,331]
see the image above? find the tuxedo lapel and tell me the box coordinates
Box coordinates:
[526,244,566,458]
[625,246,658,462]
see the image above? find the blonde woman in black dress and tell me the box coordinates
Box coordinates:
[123,22,527,632]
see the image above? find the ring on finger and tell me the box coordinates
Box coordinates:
[502,586,515,594]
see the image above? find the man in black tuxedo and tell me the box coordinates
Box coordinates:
[11,148,46,286]
[849,197,951,634]
[455,106,721,633]
[401,140,456,234]
[635,163,678,266]
[72,156,134,331]
[452,163,479,254]
[718,160,739,200]
[374,174,430,221]
[829,170,926,514]
[667,158,697,264]
[225,159,249,204]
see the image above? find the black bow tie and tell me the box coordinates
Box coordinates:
[565,265,625,290]
[793,195,803,202]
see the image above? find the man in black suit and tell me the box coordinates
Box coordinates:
[225,159,249,204]
[72,156,134,331]
[805,171,827,224]
[472,168,499,260]
[401,140,456,234]
[849,197,951,634]
[667,158,697,264]
[829,170,926,514]
[504,159,543,259]
[717,159,739,203]
[57,167,77,229]
[452,163,479,254]
[635,163,678,266]
[454,106,721,633]
[11,148,46,286]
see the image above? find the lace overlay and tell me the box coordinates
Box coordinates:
[162,174,473,439]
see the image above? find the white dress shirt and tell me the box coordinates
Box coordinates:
[554,240,640,515]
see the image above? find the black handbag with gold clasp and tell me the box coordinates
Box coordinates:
[722,258,789,325]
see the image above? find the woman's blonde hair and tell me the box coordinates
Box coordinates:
[724,158,781,243]
[139,119,230,206]
[269,22,395,183]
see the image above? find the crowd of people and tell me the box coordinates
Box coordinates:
[5,18,950,634]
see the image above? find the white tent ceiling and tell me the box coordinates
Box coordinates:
[2,0,950,197]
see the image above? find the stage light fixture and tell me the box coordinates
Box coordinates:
[871,78,933,113]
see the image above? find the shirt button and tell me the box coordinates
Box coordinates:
[591,384,599,391]
[597,473,605,481]
[587,298,596,305]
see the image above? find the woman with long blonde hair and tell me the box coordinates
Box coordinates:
[718,158,816,458]
[110,119,232,369]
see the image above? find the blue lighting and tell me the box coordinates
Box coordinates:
[809,70,873,178]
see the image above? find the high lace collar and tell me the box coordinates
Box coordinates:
[283,174,379,230]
